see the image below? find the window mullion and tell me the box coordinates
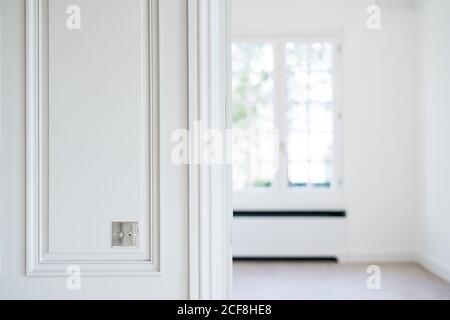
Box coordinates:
[273,40,288,191]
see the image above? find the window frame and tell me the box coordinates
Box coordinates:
[232,35,345,211]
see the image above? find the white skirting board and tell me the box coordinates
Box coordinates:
[418,253,450,283]
[232,217,450,285]
[232,217,348,260]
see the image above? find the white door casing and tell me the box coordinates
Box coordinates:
[187,0,232,300]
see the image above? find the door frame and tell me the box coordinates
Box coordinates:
[187,0,232,300]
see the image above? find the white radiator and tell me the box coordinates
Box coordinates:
[232,217,347,260]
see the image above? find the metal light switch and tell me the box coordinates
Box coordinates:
[112,222,139,247]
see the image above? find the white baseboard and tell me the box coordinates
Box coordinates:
[345,252,450,284]
[341,251,417,264]
[417,253,450,283]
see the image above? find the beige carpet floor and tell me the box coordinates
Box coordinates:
[233,261,450,300]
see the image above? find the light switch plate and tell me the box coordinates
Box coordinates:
[112,222,139,248]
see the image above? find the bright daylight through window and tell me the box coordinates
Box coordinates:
[232,41,337,193]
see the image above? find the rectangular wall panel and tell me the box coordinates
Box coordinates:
[26,0,160,275]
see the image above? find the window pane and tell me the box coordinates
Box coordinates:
[286,42,334,189]
[310,161,331,186]
[286,103,308,130]
[310,42,333,72]
[309,132,333,162]
[288,161,331,188]
[287,131,308,161]
[286,71,308,103]
[309,72,333,103]
[309,103,333,131]
[286,42,309,71]
[232,43,275,191]
[288,161,308,187]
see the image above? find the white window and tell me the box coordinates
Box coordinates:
[232,38,344,210]
[232,43,276,190]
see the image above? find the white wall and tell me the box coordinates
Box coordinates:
[418,0,450,281]
[232,0,420,261]
[0,0,191,299]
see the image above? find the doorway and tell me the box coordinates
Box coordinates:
[228,0,450,300]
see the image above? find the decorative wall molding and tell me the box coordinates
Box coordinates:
[25,0,161,277]
[188,0,232,300]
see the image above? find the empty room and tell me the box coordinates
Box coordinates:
[230,0,450,300]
